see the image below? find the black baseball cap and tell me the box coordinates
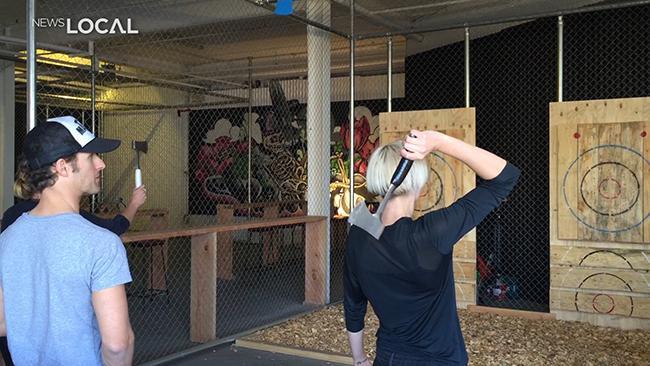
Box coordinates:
[24,116,121,170]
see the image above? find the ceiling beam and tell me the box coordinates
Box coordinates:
[243,0,351,39]
[0,35,89,55]
[329,0,423,42]
[369,0,477,15]
[358,0,650,39]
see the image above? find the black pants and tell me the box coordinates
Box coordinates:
[0,336,14,366]
[373,348,463,366]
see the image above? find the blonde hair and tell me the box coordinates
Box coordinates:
[366,141,429,197]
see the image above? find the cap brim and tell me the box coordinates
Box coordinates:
[79,137,121,154]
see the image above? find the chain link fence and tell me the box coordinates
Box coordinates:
[563,5,649,101]
[468,17,557,312]
[380,20,554,312]
[4,0,341,363]
[386,5,647,313]
[383,5,647,313]
[1,0,648,364]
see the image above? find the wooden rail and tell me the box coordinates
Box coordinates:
[121,215,329,343]
[121,215,325,243]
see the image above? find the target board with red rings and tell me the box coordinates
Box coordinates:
[558,119,649,244]
[562,144,649,234]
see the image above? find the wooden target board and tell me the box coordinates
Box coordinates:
[550,97,650,329]
[379,108,476,308]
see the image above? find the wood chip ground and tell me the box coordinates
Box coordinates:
[244,304,650,365]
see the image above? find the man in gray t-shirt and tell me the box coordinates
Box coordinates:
[0,116,135,365]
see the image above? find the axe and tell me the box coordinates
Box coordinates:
[132,140,148,187]
[348,157,413,240]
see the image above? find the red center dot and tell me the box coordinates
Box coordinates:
[598,178,622,199]
[592,294,615,314]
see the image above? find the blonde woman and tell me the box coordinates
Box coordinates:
[344,129,520,366]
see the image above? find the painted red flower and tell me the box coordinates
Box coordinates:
[340,115,371,155]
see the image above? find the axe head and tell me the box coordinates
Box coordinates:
[348,201,384,240]
[132,141,148,154]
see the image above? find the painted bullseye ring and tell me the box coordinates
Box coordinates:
[592,293,615,314]
[597,178,621,199]
[415,153,458,213]
[574,272,634,317]
[562,144,650,233]
[580,161,639,217]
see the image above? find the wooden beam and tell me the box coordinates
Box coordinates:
[262,205,280,265]
[466,305,556,321]
[235,339,353,364]
[149,210,169,291]
[552,309,650,330]
[216,205,234,280]
[190,232,217,343]
[305,219,328,305]
[121,215,327,243]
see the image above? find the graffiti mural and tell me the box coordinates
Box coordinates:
[189,81,396,216]
[189,81,306,215]
[330,106,381,216]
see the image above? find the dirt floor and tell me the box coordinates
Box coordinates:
[245,304,650,365]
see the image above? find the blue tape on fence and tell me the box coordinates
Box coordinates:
[275,0,293,15]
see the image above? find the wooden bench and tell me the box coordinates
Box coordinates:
[216,200,307,280]
[97,208,170,293]
[129,209,169,294]
[121,215,328,343]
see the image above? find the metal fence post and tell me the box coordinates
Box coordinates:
[349,0,356,214]
[26,0,35,131]
[557,16,564,102]
[387,36,392,112]
[465,27,470,108]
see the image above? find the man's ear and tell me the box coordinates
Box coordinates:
[52,158,70,177]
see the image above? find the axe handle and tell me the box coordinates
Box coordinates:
[390,158,413,187]
[375,158,413,218]
[135,169,142,187]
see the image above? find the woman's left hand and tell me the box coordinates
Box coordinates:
[353,358,371,366]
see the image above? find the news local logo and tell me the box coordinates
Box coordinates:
[33,18,139,34]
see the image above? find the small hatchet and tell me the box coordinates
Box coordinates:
[132,140,148,187]
[348,157,413,240]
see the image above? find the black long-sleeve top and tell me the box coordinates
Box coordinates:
[344,162,520,364]
[0,200,130,235]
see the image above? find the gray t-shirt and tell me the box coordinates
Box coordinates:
[0,212,132,365]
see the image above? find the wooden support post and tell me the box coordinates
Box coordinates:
[305,219,327,304]
[149,212,168,290]
[262,204,280,265]
[216,205,234,280]
[190,232,217,343]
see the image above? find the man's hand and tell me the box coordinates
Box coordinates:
[120,185,147,224]
[128,185,147,210]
